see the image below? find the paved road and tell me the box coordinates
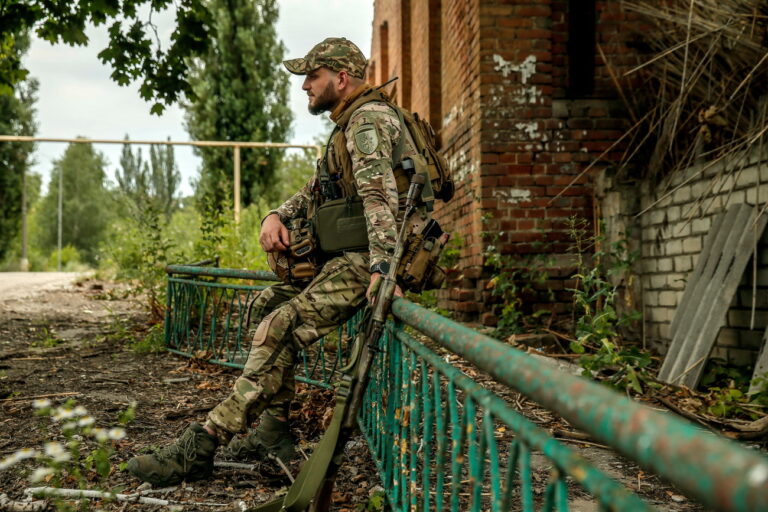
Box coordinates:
[0,272,83,300]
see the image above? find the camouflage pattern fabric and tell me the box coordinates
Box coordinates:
[205,252,370,440]
[245,282,302,420]
[268,175,314,226]
[343,101,406,267]
[283,37,367,79]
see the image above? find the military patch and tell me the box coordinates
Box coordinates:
[354,125,379,155]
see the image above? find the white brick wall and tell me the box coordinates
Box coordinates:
[632,144,768,364]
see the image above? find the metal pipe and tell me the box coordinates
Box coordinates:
[0,135,321,152]
[392,298,768,512]
[57,163,62,272]
[234,145,241,224]
[395,328,653,511]
[166,264,278,281]
[20,168,28,271]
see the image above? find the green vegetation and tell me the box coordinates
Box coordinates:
[0,1,213,113]
[0,399,135,511]
[0,31,37,263]
[35,142,113,265]
[185,0,293,210]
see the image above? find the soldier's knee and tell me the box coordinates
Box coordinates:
[252,306,297,349]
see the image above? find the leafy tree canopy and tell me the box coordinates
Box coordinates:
[0,31,37,262]
[116,137,181,220]
[37,141,112,264]
[0,0,214,113]
[185,0,292,209]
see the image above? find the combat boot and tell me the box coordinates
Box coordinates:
[126,422,218,486]
[220,415,297,462]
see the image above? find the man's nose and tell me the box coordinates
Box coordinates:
[302,77,311,91]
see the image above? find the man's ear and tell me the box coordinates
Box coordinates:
[336,70,350,90]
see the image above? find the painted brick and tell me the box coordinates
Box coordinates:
[659,291,677,307]
[657,258,673,272]
[674,255,693,273]
[644,290,659,307]
[673,187,691,204]
[650,274,667,289]
[682,237,702,254]
[691,217,711,234]
[665,239,683,256]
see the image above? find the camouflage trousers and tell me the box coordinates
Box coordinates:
[205,252,370,441]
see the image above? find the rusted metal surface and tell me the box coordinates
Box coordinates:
[392,298,768,512]
[166,264,278,281]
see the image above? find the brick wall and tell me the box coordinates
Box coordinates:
[633,146,768,364]
[369,0,645,322]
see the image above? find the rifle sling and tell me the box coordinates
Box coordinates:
[250,325,368,512]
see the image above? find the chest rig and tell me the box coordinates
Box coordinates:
[316,86,411,205]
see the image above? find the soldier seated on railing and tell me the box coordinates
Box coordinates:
[125,37,414,487]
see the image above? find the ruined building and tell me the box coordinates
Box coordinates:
[368,0,768,376]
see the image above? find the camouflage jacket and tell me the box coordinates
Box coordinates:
[270,87,416,268]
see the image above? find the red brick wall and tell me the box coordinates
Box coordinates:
[369,0,644,323]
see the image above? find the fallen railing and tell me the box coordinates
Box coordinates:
[164,265,768,511]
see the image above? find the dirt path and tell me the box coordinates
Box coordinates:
[0,272,83,300]
[0,279,711,511]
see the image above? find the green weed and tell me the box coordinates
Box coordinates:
[31,328,61,348]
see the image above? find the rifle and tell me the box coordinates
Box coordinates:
[252,174,426,512]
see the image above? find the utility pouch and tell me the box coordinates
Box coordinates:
[396,219,450,292]
[313,196,369,254]
[268,219,319,285]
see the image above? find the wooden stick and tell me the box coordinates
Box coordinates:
[0,494,48,512]
[24,487,229,507]
[1,392,80,403]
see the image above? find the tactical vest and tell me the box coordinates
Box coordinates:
[319,85,454,208]
[312,85,453,258]
[318,86,414,202]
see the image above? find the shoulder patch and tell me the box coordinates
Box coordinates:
[354,124,379,155]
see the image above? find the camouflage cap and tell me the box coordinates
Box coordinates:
[283,37,367,79]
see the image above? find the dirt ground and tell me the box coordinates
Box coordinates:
[0,277,718,511]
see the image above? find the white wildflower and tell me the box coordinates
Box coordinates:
[52,407,75,421]
[43,442,70,463]
[72,406,88,417]
[32,399,52,409]
[107,427,126,441]
[29,466,54,483]
[92,428,109,443]
[62,422,78,432]
[16,448,38,460]
[0,450,32,470]
[77,416,95,427]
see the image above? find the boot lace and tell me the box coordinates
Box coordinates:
[155,431,201,471]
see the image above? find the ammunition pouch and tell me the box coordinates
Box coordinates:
[268,219,319,285]
[312,196,369,254]
[396,219,450,292]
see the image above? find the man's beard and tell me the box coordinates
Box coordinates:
[308,81,339,115]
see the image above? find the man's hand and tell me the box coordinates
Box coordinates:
[260,214,290,252]
[366,272,403,303]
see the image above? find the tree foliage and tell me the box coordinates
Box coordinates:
[0,0,214,113]
[184,0,292,209]
[37,142,112,264]
[0,31,37,262]
[116,137,181,220]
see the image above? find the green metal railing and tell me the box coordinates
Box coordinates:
[164,265,768,512]
[164,264,352,389]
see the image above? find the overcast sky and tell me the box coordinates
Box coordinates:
[25,0,374,195]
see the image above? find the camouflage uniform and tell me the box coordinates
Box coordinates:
[204,38,415,441]
[127,37,413,486]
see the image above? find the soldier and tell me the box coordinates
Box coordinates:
[126,37,416,487]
